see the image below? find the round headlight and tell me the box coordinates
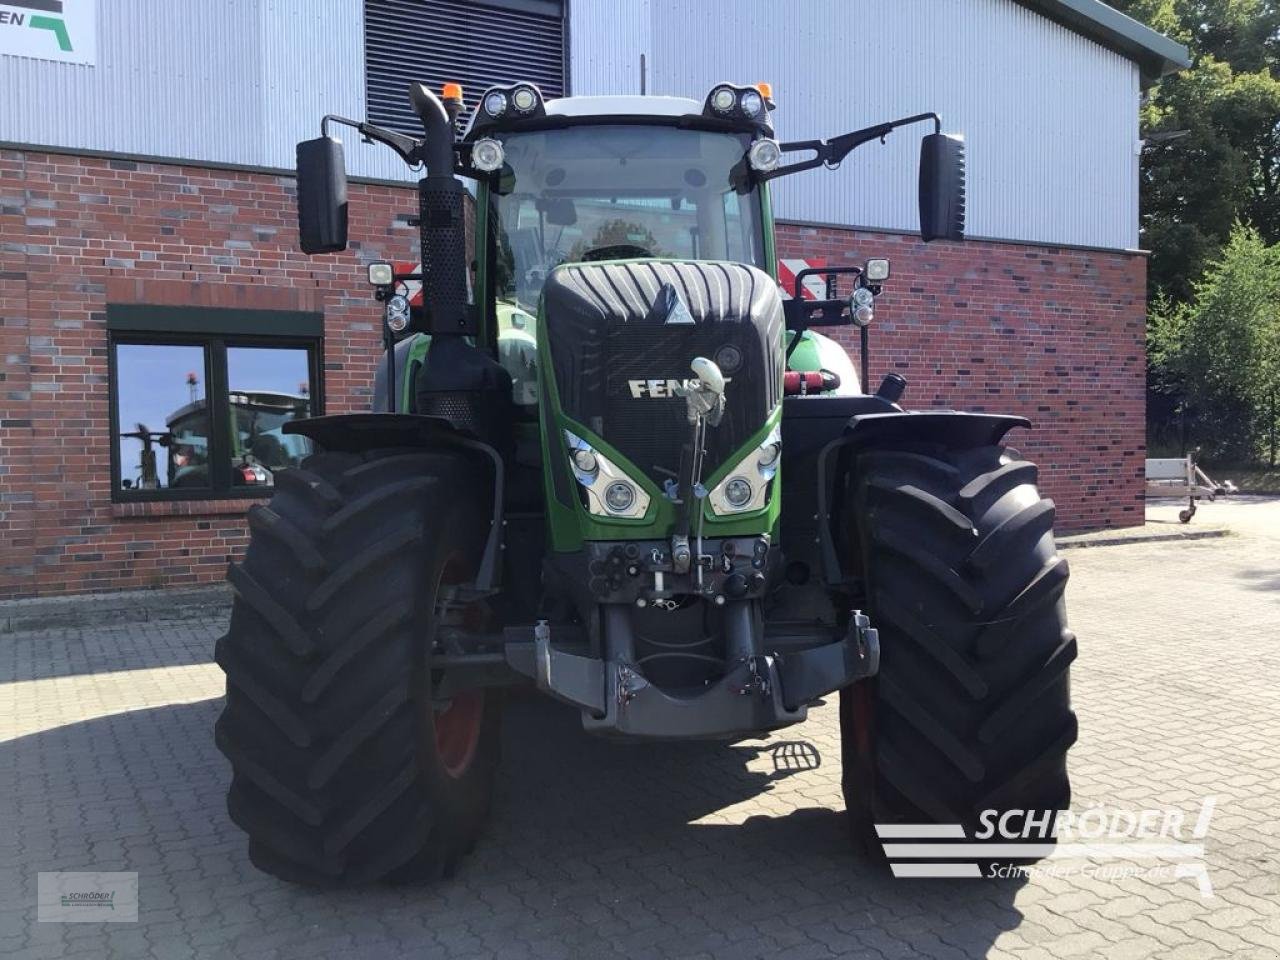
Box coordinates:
[853,304,874,327]
[572,448,598,473]
[604,481,637,514]
[748,138,782,172]
[483,91,508,116]
[471,138,506,173]
[851,287,875,308]
[724,476,754,509]
[710,87,736,113]
[740,90,764,116]
[385,295,411,333]
[757,443,780,469]
[512,86,538,112]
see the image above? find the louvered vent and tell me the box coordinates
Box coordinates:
[365,0,566,135]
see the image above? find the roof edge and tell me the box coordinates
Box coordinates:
[1016,0,1191,81]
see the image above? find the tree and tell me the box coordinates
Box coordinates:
[1149,223,1280,461]
[1109,0,1280,300]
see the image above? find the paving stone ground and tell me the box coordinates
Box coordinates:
[2,500,1279,959]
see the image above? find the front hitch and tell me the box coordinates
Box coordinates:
[505,607,881,739]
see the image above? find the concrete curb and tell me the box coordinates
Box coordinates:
[0,585,231,635]
[1056,528,1231,550]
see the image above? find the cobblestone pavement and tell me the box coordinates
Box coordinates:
[3,505,1279,959]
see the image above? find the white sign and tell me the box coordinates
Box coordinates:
[0,0,95,65]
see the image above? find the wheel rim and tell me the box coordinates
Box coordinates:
[428,549,485,779]
[434,689,484,778]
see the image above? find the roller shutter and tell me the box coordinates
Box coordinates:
[365,0,566,134]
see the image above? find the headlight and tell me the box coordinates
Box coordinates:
[851,287,874,308]
[483,91,508,117]
[709,424,780,515]
[740,90,764,117]
[511,86,538,112]
[604,482,637,514]
[748,138,782,172]
[367,262,394,286]
[471,138,505,173]
[865,258,891,282]
[723,477,753,509]
[564,430,651,519]
[853,304,874,327]
[385,295,410,333]
[710,87,736,113]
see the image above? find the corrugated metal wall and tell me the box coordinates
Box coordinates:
[571,0,1141,250]
[0,0,1141,247]
[0,0,412,182]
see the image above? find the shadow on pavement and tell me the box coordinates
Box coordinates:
[1,691,1027,960]
[1235,567,1280,591]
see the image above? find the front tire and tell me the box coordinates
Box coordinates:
[215,448,501,886]
[840,444,1076,857]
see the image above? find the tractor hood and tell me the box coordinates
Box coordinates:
[541,260,783,491]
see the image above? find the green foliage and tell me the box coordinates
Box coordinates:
[1110,1,1280,461]
[1110,0,1280,300]
[1150,224,1280,459]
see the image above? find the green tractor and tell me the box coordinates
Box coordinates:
[215,81,1076,885]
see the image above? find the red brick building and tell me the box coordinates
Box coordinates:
[0,0,1184,599]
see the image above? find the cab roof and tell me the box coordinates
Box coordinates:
[543,95,704,119]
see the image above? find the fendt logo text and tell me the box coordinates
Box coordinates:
[628,378,732,399]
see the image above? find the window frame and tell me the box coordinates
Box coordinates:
[106,306,325,504]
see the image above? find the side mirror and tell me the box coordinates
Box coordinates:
[919,133,966,243]
[296,136,349,254]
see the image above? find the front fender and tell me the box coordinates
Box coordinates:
[844,410,1030,449]
[814,410,1032,585]
[285,412,469,452]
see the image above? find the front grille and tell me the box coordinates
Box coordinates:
[543,261,783,485]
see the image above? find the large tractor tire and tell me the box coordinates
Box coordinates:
[215,448,501,886]
[840,443,1076,857]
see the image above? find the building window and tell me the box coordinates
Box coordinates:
[107,306,323,500]
[365,0,566,135]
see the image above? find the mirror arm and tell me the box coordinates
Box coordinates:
[321,114,424,166]
[763,112,943,181]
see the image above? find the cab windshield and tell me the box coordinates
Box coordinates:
[489,125,766,312]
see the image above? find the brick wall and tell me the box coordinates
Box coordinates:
[776,222,1148,536]
[1,150,421,600]
[0,150,1147,600]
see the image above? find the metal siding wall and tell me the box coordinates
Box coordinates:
[570,0,1140,249]
[259,0,412,181]
[568,0,650,95]
[1,0,264,165]
[0,0,412,182]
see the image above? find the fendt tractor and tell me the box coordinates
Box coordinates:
[214,80,1077,885]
